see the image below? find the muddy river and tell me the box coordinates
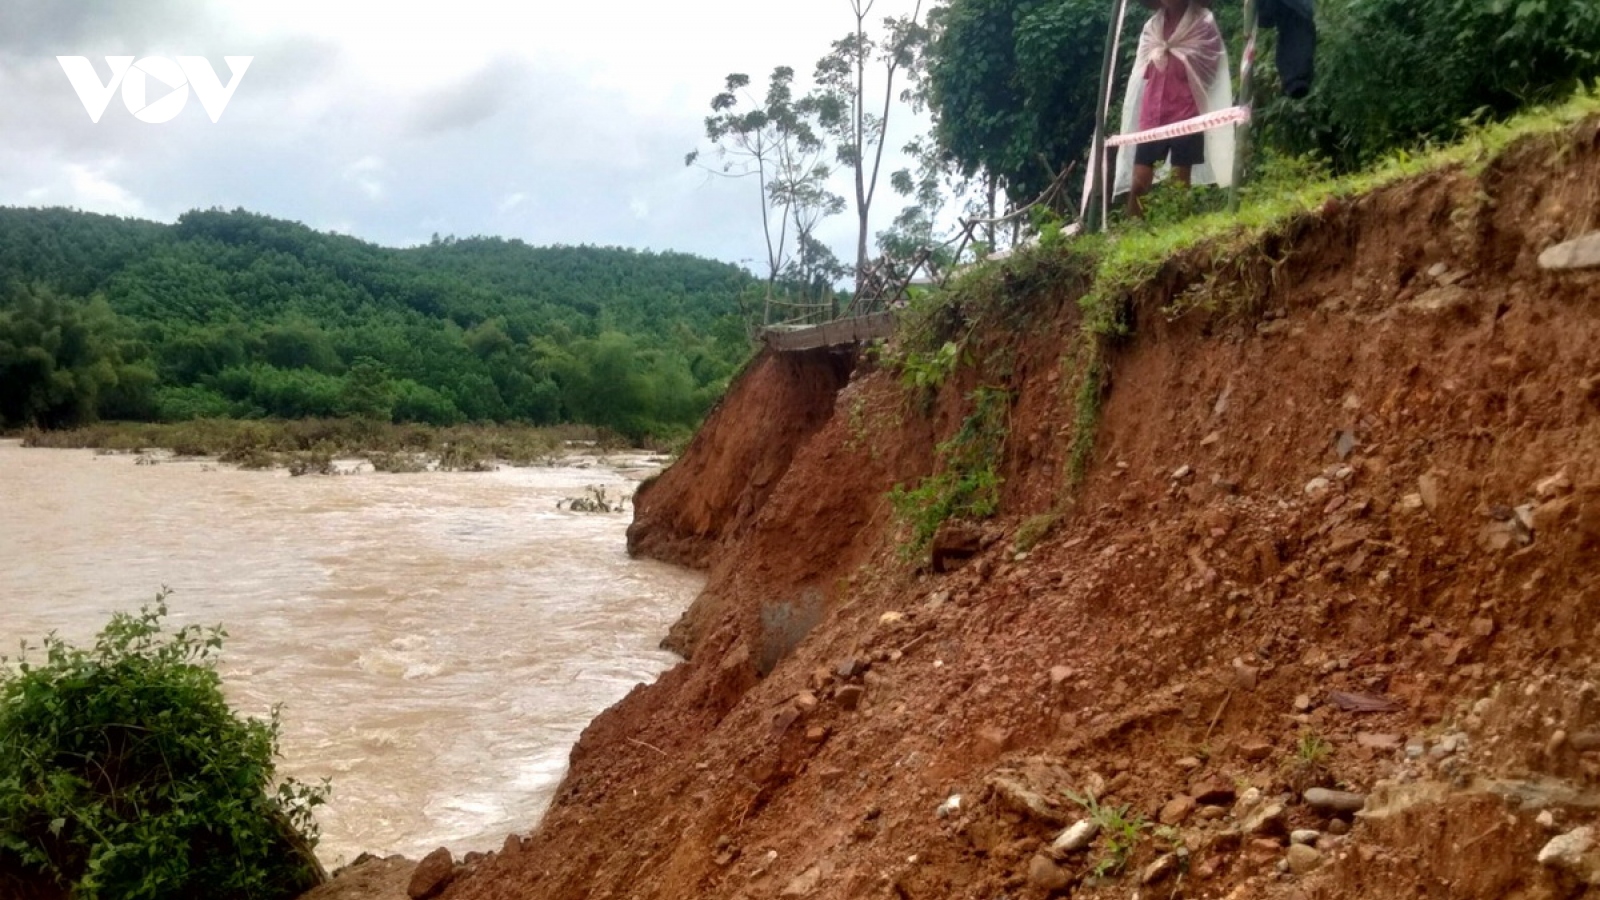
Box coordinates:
[0,440,702,867]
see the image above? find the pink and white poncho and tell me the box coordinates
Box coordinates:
[1112,3,1236,196]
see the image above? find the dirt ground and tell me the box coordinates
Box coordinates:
[315,118,1600,900]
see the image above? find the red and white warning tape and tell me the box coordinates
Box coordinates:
[1105,105,1251,147]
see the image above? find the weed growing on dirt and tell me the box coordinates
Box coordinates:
[1067,791,1148,878]
[1296,730,1333,767]
[0,596,328,900]
[897,341,961,393]
[889,386,1010,558]
[1068,352,1107,486]
[1014,512,1060,553]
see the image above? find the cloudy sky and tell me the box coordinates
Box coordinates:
[0,0,929,272]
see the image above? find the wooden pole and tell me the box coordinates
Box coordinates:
[1229,0,1259,213]
[1086,0,1123,233]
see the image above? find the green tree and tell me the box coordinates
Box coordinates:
[0,286,152,428]
[811,0,931,292]
[1259,0,1600,171]
[337,357,396,420]
[688,68,839,321]
[926,0,1123,204]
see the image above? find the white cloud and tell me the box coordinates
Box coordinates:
[0,0,931,269]
[343,155,386,201]
[63,160,145,215]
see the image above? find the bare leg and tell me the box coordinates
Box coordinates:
[1172,165,1193,186]
[1127,163,1157,218]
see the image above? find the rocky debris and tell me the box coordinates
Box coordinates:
[1572,732,1600,751]
[1537,826,1599,884]
[1355,732,1404,751]
[1160,794,1197,825]
[1050,819,1100,854]
[793,691,819,715]
[835,684,865,711]
[1191,778,1236,806]
[1536,469,1574,499]
[1286,843,1324,875]
[780,865,821,896]
[1326,691,1399,712]
[1141,853,1181,885]
[407,848,456,900]
[1304,788,1366,813]
[1430,732,1468,757]
[1239,799,1288,836]
[1538,231,1600,270]
[987,771,1071,826]
[1327,818,1350,836]
[975,726,1012,758]
[1416,473,1441,512]
[930,521,984,573]
[936,795,962,818]
[1239,738,1274,760]
[1028,854,1074,891]
[1290,829,1320,845]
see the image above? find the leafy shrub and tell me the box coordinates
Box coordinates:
[890,386,1010,556]
[0,600,328,900]
[1259,0,1600,171]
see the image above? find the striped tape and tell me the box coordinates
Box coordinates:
[1105,105,1251,148]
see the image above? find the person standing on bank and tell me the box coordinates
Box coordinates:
[1114,0,1236,218]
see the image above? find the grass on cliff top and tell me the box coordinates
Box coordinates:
[1076,85,1600,325]
[894,86,1600,498]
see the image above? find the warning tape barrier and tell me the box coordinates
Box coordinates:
[1105,105,1251,147]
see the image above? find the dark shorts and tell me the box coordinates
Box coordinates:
[1134,132,1205,167]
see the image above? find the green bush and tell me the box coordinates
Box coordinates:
[1260,0,1600,171]
[0,599,327,900]
[890,386,1010,556]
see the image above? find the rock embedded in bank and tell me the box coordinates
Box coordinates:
[1051,819,1099,854]
[1028,853,1074,891]
[1304,787,1366,813]
[407,847,457,900]
[1538,826,1600,885]
[1539,232,1600,270]
[1286,843,1324,875]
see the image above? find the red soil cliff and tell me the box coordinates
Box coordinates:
[393,117,1600,900]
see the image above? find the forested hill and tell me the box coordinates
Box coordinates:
[0,206,757,438]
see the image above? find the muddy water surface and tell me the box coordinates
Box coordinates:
[0,441,702,866]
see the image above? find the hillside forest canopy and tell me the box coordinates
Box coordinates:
[5,0,1596,443]
[0,207,759,441]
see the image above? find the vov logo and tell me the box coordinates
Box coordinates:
[57,56,253,124]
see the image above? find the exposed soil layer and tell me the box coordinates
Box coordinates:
[331,119,1600,900]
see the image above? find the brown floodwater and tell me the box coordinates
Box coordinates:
[0,440,702,867]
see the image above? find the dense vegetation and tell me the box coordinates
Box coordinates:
[921,0,1600,200]
[0,600,326,900]
[691,0,1599,295]
[0,207,757,440]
